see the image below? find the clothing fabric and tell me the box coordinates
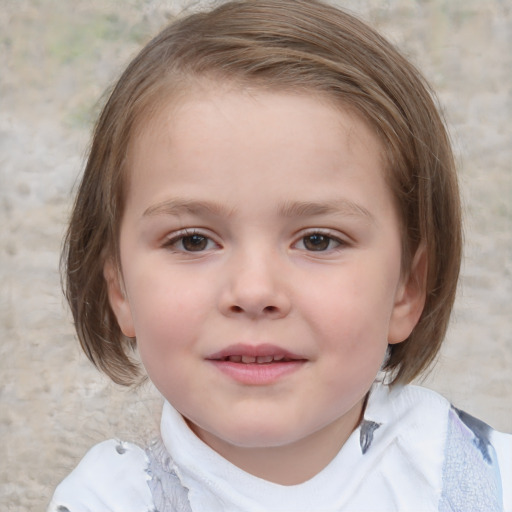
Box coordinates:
[47,384,512,512]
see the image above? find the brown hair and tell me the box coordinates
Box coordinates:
[63,0,462,386]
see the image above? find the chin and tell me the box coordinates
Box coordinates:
[224,419,316,449]
[194,417,304,450]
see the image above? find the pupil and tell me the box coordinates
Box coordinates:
[183,235,207,251]
[304,234,329,251]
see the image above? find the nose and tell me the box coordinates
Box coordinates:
[218,250,291,320]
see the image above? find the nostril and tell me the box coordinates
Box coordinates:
[229,304,279,314]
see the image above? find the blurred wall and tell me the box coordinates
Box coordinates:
[1,1,511,510]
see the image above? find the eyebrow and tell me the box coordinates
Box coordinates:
[143,198,234,218]
[143,197,375,223]
[278,199,375,223]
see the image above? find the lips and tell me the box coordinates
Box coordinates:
[207,344,305,363]
[207,344,306,385]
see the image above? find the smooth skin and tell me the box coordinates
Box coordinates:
[105,86,426,485]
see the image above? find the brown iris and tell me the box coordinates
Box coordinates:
[303,234,331,251]
[182,234,209,251]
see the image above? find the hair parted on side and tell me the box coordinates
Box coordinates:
[63,0,462,386]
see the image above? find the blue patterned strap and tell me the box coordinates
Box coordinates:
[146,439,193,512]
[439,408,505,511]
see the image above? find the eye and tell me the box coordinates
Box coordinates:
[165,231,218,252]
[295,232,344,252]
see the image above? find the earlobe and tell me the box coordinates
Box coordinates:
[388,245,427,345]
[104,260,136,338]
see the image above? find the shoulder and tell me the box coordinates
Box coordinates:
[367,382,452,431]
[386,384,512,511]
[493,429,512,511]
[47,439,154,512]
[367,384,511,510]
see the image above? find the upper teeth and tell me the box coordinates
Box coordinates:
[227,355,287,363]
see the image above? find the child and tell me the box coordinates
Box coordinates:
[48,0,511,510]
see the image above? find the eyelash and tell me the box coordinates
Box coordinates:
[293,230,348,252]
[163,229,348,253]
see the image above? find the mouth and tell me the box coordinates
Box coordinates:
[206,344,307,385]
[214,354,299,364]
[207,344,306,364]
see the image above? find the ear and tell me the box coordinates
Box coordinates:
[388,245,427,345]
[104,259,136,338]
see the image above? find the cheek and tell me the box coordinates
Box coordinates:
[299,261,399,387]
[132,295,199,396]
[304,266,397,336]
[125,275,207,357]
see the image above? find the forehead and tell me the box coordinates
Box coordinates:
[122,87,396,227]
[127,83,386,176]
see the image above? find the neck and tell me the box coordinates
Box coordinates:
[191,400,364,486]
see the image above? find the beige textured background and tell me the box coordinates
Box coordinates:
[1,0,511,510]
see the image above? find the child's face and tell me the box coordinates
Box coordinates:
[106,87,423,471]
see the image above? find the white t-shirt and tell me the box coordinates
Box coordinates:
[47,384,512,511]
